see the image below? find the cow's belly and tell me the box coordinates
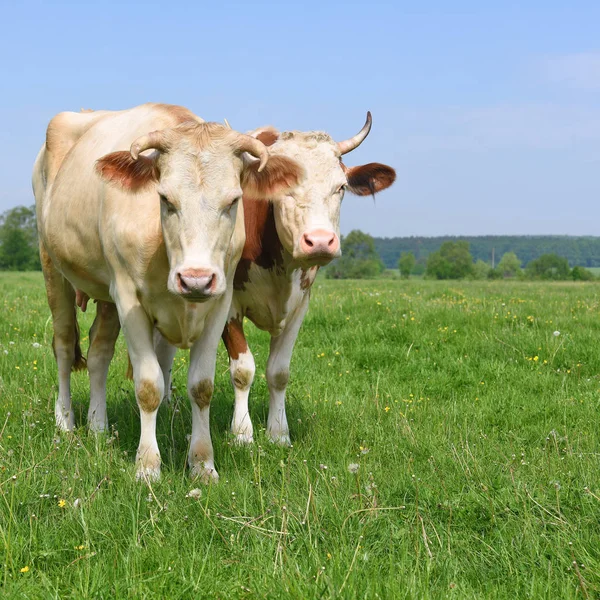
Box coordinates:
[42,225,113,302]
[235,266,305,336]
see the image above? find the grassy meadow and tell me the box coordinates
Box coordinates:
[2,272,600,598]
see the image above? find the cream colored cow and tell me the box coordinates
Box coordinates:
[33,103,302,481]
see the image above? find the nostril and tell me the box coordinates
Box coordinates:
[177,273,189,292]
[303,235,314,248]
[327,236,335,247]
[207,273,216,291]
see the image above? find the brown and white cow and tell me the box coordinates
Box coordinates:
[32,103,302,480]
[156,113,395,445]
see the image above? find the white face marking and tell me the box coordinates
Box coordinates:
[267,135,345,263]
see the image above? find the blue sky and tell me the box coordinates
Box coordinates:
[2,0,600,237]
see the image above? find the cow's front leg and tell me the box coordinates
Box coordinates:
[116,293,164,480]
[266,295,310,445]
[187,291,234,483]
[222,315,255,444]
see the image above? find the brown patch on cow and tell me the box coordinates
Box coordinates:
[241,155,304,199]
[137,380,161,413]
[300,266,319,291]
[222,317,248,360]
[233,368,253,390]
[269,369,290,391]
[96,151,159,192]
[190,379,213,409]
[342,162,396,196]
[234,200,283,290]
[255,128,279,147]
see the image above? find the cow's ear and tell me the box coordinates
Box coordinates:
[241,155,304,199]
[248,126,280,147]
[96,151,159,192]
[344,162,396,196]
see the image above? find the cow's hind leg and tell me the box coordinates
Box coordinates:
[222,316,255,444]
[266,295,309,445]
[41,245,86,431]
[87,301,120,432]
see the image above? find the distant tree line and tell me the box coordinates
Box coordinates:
[404,242,596,281]
[326,231,599,281]
[1,205,598,283]
[374,235,600,269]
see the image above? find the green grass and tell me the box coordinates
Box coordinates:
[2,273,600,598]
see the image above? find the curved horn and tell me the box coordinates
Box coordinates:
[234,133,269,172]
[223,118,232,129]
[130,130,171,160]
[337,111,372,156]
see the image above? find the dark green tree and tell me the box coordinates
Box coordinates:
[425,241,474,279]
[326,230,385,279]
[571,266,595,281]
[472,259,491,280]
[0,205,41,270]
[497,252,521,278]
[398,252,416,279]
[525,254,570,280]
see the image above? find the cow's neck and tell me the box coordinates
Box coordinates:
[235,197,316,290]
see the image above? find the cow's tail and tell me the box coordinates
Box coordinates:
[72,316,87,372]
[125,353,133,380]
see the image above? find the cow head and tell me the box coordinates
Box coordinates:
[96,122,303,301]
[248,113,396,266]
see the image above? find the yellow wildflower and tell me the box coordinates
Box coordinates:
[20,566,29,573]
[58,499,67,508]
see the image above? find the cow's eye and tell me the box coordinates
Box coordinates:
[336,184,347,195]
[159,194,176,213]
[226,197,241,212]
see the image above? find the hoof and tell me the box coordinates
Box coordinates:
[232,431,254,445]
[88,419,109,434]
[135,465,161,482]
[135,448,161,482]
[56,412,74,432]
[190,463,219,484]
[268,432,291,447]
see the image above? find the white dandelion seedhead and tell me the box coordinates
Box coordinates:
[553,331,560,337]
[348,463,360,474]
